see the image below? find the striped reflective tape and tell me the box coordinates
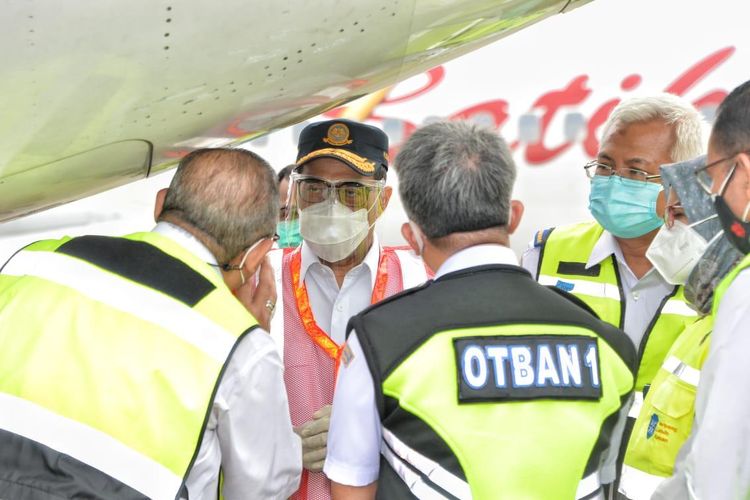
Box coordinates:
[662,356,701,387]
[538,275,621,300]
[382,428,471,499]
[575,471,603,499]
[618,464,666,500]
[3,250,236,363]
[381,443,450,500]
[628,390,645,419]
[661,300,698,317]
[0,392,181,499]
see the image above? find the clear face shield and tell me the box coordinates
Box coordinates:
[286,172,386,263]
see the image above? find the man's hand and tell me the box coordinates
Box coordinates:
[294,405,332,472]
[235,255,276,332]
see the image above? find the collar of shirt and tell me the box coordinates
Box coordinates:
[435,244,519,280]
[586,229,668,291]
[299,233,381,290]
[152,221,220,275]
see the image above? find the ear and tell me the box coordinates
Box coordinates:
[507,200,524,235]
[154,188,168,222]
[378,186,393,215]
[738,152,750,201]
[401,222,421,255]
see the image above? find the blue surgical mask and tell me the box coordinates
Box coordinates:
[277,219,302,248]
[589,175,663,238]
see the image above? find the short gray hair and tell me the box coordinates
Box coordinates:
[711,79,750,156]
[396,121,516,239]
[160,148,278,263]
[601,93,705,162]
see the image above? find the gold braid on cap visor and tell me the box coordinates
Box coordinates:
[297,148,376,174]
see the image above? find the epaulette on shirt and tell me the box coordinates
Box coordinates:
[533,227,554,248]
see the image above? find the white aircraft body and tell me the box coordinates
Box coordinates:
[2,0,749,263]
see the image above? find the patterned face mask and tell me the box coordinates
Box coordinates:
[659,155,743,313]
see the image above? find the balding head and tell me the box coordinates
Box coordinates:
[159,148,278,263]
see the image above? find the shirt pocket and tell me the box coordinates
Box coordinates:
[633,375,696,474]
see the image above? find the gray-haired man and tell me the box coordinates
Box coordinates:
[324,121,636,499]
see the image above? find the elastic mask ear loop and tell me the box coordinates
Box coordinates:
[238,237,265,285]
[360,187,385,233]
[717,163,738,198]
[743,202,750,223]
[705,230,723,247]
[689,213,719,229]
[409,221,425,255]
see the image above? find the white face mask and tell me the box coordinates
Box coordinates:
[646,219,716,285]
[299,200,371,262]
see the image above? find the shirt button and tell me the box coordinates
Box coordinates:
[336,304,344,312]
[632,291,640,301]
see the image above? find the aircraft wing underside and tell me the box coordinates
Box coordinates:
[0,0,591,222]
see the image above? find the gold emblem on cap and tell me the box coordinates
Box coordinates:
[323,123,353,146]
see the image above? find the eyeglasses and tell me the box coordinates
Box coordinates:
[694,151,750,195]
[293,174,384,208]
[584,161,661,184]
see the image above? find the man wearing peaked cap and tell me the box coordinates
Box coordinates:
[266,118,429,500]
[295,118,390,178]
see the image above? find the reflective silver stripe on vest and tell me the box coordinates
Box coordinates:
[382,428,471,499]
[662,355,701,387]
[618,464,666,500]
[661,299,698,317]
[0,392,181,499]
[575,472,603,499]
[381,443,450,500]
[628,390,645,419]
[3,250,236,363]
[381,427,603,499]
[538,275,620,300]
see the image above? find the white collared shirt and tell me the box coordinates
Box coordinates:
[324,244,520,487]
[153,222,302,500]
[299,235,381,345]
[654,268,750,500]
[522,228,675,349]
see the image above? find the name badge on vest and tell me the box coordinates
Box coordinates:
[453,335,602,402]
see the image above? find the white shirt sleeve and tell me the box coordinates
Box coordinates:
[653,270,750,500]
[216,329,302,499]
[521,245,541,280]
[324,332,382,487]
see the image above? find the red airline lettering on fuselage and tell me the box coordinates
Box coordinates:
[345,47,735,164]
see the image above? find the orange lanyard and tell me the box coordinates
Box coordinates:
[290,248,390,360]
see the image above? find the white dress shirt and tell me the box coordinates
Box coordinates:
[522,229,675,349]
[653,268,750,500]
[153,222,302,500]
[299,236,382,345]
[324,245,519,486]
